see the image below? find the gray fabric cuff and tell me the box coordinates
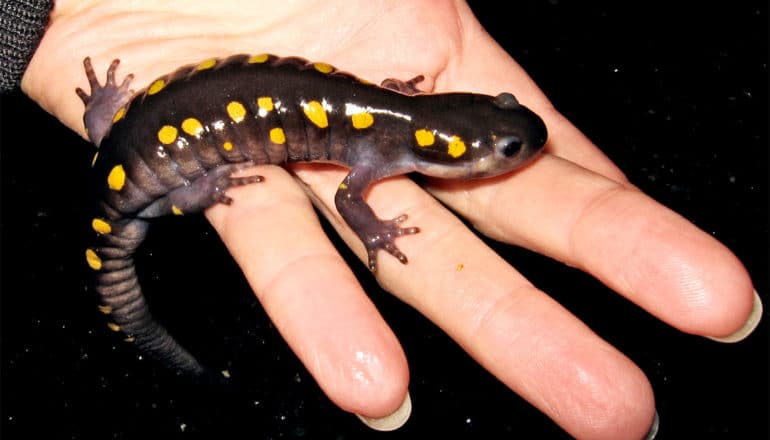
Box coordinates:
[1,0,54,93]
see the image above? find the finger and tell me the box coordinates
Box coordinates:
[444,12,630,184]
[204,166,409,418]
[427,153,757,338]
[292,163,656,439]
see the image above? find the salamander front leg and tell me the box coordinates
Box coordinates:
[334,167,419,272]
[380,75,425,96]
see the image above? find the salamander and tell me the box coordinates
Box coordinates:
[77,54,547,378]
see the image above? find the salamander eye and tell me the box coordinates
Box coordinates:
[493,92,520,109]
[496,136,523,157]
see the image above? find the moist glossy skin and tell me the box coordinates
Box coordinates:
[78,54,547,377]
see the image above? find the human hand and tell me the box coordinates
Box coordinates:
[22,1,760,438]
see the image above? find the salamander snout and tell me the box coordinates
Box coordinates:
[518,105,548,156]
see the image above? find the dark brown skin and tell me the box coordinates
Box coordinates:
[79,53,546,378]
[22,1,757,438]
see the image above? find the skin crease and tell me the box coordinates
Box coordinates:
[21,0,756,438]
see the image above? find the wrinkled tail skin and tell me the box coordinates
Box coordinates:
[87,217,207,377]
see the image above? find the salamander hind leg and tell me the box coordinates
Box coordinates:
[76,57,135,147]
[138,163,263,218]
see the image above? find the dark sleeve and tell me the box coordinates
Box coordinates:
[0,0,54,93]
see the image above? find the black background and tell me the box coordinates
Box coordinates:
[1,1,767,438]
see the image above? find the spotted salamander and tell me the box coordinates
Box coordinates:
[77,54,547,378]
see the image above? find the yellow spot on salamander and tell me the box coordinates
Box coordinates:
[157,125,178,145]
[91,218,112,234]
[124,337,136,343]
[456,264,464,271]
[107,165,126,191]
[447,136,467,158]
[314,62,334,74]
[338,182,348,190]
[227,101,247,123]
[196,58,217,70]
[171,205,184,216]
[248,53,269,64]
[302,100,328,128]
[415,129,435,147]
[351,112,374,129]
[91,152,99,167]
[147,79,166,95]
[223,141,233,151]
[257,97,273,112]
[98,305,112,314]
[85,248,102,270]
[269,127,286,144]
[112,107,126,123]
[181,118,204,137]
[107,322,121,332]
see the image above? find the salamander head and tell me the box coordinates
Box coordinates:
[410,92,547,179]
[469,92,547,177]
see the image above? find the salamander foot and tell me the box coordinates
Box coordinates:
[363,214,420,272]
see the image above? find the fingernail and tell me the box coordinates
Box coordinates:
[356,391,412,431]
[644,410,660,440]
[707,290,763,343]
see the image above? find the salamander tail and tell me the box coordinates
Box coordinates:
[86,217,208,377]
